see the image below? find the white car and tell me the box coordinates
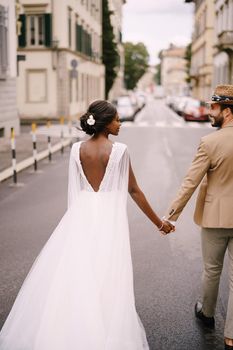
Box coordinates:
[116,96,135,121]
[135,92,147,110]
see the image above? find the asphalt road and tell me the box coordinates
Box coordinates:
[0,99,229,349]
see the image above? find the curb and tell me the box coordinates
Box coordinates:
[0,139,72,183]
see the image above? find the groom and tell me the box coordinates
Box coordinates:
[164,85,233,349]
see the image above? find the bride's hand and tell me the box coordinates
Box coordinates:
[158,220,175,235]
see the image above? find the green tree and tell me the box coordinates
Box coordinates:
[124,42,149,90]
[102,0,119,98]
[154,63,161,85]
[184,42,192,84]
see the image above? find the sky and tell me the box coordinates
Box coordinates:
[122,0,195,65]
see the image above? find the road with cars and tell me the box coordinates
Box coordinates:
[0,98,228,349]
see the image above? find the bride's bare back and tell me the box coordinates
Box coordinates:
[79,140,114,192]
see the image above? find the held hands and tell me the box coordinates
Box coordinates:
[158,220,175,235]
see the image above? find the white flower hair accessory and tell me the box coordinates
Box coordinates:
[87,114,95,126]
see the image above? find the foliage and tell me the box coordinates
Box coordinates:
[124,42,149,90]
[184,43,192,84]
[154,63,161,85]
[102,0,119,98]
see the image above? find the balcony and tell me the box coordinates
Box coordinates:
[217,30,233,51]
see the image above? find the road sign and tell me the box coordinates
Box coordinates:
[71,59,78,69]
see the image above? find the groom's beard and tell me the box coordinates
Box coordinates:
[209,113,224,128]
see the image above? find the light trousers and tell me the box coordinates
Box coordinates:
[201,227,233,338]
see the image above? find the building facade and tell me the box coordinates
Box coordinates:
[213,0,233,85]
[108,0,126,101]
[160,44,189,96]
[0,0,20,137]
[137,66,156,93]
[186,0,215,100]
[17,0,105,121]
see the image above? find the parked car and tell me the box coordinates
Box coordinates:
[135,91,147,110]
[166,95,175,109]
[166,95,183,112]
[172,96,190,116]
[116,96,135,121]
[182,99,209,122]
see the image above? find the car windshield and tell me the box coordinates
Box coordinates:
[118,98,131,106]
[188,100,200,107]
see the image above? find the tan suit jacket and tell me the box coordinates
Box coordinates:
[166,120,233,228]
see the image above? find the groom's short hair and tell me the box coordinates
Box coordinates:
[220,104,233,114]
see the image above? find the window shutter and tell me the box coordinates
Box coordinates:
[18,14,26,48]
[81,26,85,53]
[78,24,80,52]
[44,13,52,47]
[75,24,78,51]
[76,24,81,52]
[85,31,88,55]
[87,33,90,56]
[88,33,90,56]
[89,34,92,57]
[119,31,122,43]
[84,30,86,55]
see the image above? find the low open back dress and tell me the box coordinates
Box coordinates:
[0,141,149,350]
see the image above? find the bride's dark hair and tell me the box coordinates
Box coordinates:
[80,100,117,135]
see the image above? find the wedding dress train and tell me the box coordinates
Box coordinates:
[0,141,149,350]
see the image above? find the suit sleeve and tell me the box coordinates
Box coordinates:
[165,139,211,221]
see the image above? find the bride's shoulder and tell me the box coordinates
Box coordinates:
[114,142,128,150]
[69,141,82,157]
[71,140,82,149]
[114,142,129,157]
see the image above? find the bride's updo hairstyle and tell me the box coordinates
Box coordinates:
[80,100,117,136]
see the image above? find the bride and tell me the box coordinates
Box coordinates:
[0,100,174,350]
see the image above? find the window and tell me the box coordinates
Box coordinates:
[0,5,8,79]
[18,13,52,48]
[76,21,82,52]
[27,15,45,46]
[0,128,5,137]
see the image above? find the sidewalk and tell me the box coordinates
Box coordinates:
[0,124,84,182]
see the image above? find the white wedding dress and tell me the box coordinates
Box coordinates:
[0,141,149,350]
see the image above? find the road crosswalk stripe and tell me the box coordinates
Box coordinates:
[121,120,212,129]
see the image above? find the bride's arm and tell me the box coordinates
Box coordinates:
[128,160,174,234]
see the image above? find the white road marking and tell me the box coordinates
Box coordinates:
[172,121,183,128]
[162,136,172,158]
[122,121,212,129]
[137,121,150,126]
[121,122,134,127]
[187,122,201,128]
[154,121,166,127]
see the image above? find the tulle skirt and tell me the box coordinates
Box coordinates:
[0,191,149,349]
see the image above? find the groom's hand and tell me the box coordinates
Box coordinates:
[160,220,175,235]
